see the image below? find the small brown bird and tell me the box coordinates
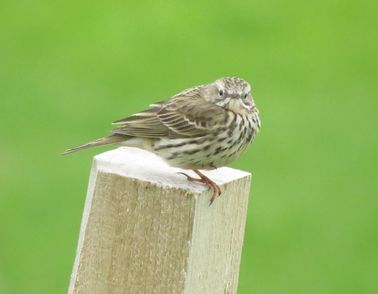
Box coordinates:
[64,77,261,204]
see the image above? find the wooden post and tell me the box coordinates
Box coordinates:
[68,147,251,294]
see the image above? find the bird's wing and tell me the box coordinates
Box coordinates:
[157,91,227,138]
[112,87,227,139]
[112,101,169,138]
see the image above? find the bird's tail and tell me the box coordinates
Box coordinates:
[62,134,127,155]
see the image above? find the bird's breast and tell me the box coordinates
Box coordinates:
[152,111,259,170]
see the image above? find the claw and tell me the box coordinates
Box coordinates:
[208,180,221,206]
[177,172,203,182]
[178,170,222,205]
[177,171,190,179]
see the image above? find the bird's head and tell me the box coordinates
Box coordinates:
[201,77,256,113]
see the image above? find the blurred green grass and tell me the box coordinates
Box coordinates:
[0,0,377,293]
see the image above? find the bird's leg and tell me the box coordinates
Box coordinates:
[193,170,222,205]
[178,169,221,205]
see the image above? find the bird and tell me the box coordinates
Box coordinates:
[64,77,261,205]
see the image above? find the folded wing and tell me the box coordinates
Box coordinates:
[112,87,227,139]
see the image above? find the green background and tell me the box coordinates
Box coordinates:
[0,0,377,293]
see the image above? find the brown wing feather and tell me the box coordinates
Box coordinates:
[111,86,226,139]
[158,95,226,138]
[112,104,169,138]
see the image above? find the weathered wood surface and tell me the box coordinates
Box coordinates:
[68,147,251,294]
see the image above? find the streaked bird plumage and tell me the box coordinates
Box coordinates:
[64,77,261,204]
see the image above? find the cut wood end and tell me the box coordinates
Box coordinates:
[94,147,251,194]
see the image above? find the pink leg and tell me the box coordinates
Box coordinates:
[178,169,221,205]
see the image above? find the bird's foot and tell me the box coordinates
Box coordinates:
[178,170,221,205]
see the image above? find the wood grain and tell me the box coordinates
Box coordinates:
[68,147,251,294]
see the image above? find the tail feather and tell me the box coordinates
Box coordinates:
[62,134,127,155]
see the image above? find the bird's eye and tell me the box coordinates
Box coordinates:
[219,90,224,97]
[244,94,248,99]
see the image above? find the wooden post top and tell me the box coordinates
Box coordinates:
[94,147,251,194]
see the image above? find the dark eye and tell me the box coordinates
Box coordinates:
[219,90,224,97]
[244,94,248,99]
